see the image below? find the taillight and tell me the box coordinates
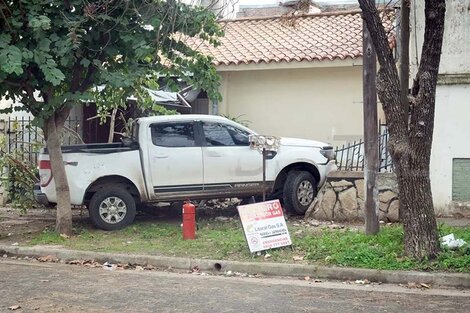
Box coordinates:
[39,160,53,187]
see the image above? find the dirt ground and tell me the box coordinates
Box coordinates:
[0,207,71,245]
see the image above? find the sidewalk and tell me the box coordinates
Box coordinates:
[1,244,469,289]
[1,207,470,289]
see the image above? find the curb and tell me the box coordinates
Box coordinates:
[1,245,469,288]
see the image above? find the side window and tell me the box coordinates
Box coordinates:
[203,122,250,146]
[151,122,195,147]
[226,124,250,146]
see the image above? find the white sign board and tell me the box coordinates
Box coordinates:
[237,200,292,253]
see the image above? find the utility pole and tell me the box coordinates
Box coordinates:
[362,1,380,235]
[399,0,410,221]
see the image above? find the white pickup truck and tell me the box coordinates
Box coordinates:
[34,115,336,230]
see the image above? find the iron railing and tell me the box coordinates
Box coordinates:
[334,124,393,172]
[2,116,82,165]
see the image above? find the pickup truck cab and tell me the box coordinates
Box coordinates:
[35,115,336,230]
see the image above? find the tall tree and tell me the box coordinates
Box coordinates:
[0,0,222,235]
[358,0,446,259]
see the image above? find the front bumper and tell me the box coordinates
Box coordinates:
[33,183,51,206]
[325,159,338,176]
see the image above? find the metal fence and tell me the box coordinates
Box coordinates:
[334,124,393,172]
[2,116,82,166]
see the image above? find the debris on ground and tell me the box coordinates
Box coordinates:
[264,253,272,260]
[37,255,59,263]
[102,262,117,270]
[293,255,304,261]
[441,233,467,249]
[8,305,21,311]
[214,216,230,222]
[309,220,321,227]
[355,279,370,285]
[399,282,432,289]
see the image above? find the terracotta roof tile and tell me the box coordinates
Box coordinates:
[192,10,394,66]
[189,11,370,65]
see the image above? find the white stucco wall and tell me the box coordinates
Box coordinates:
[0,97,33,120]
[412,0,470,212]
[410,0,470,76]
[216,65,372,148]
[431,84,470,212]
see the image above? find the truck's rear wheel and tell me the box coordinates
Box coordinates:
[89,187,136,231]
[283,171,317,215]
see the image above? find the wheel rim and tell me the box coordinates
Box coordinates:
[98,196,127,224]
[297,180,314,206]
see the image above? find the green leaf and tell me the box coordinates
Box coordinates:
[38,57,65,86]
[22,48,34,61]
[0,34,11,48]
[80,58,90,68]
[45,68,65,86]
[28,15,51,31]
[38,38,51,51]
[0,45,23,75]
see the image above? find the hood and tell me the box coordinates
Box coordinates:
[280,137,331,149]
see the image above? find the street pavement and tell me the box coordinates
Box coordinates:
[0,259,469,313]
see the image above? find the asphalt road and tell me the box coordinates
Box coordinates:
[0,259,469,313]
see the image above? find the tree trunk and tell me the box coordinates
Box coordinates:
[358,0,446,259]
[45,113,73,236]
[108,108,118,143]
[397,161,439,258]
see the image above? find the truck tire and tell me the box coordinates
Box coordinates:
[283,171,317,215]
[88,186,136,231]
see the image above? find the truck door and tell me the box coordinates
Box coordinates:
[201,121,264,196]
[148,121,203,200]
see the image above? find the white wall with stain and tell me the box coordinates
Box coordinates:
[411,0,470,212]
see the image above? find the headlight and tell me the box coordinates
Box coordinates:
[320,146,335,161]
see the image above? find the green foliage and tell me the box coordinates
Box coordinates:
[28,220,470,272]
[297,225,470,272]
[0,0,223,120]
[90,77,179,133]
[0,134,42,212]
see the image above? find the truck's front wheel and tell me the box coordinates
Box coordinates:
[283,171,317,215]
[89,187,136,231]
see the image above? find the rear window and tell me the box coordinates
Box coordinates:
[151,122,195,147]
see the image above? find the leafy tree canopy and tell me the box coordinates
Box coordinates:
[0,0,222,122]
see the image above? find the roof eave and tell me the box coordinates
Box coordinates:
[215,57,364,72]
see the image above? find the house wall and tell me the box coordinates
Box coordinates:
[411,0,470,213]
[431,84,470,214]
[216,65,369,148]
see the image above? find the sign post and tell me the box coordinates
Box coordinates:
[237,200,292,253]
[249,135,280,201]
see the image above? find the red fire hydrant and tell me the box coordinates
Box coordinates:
[182,201,196,240]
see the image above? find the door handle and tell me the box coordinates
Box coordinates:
[154,154,168,159]
[206,151,221,157]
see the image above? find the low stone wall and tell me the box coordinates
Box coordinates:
[307,171,399,222]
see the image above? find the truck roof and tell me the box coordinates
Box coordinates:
[137,114,230,124]
[137,114,256,135]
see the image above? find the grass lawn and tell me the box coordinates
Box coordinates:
[29,218,470,273]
